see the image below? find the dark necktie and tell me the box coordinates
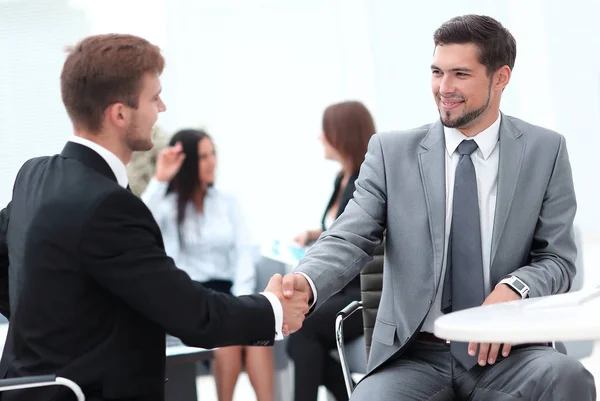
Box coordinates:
[441,139,485,370]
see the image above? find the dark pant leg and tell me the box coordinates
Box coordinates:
[287,289,363,401]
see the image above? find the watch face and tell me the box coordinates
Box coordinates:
[513,280,526,291]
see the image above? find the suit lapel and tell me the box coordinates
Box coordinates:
[60,142,118,183]
[490,116,525,267]
[418,121,446,282]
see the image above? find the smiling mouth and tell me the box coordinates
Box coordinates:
[440,100,464,110]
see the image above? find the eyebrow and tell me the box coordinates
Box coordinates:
[430,65,474,73]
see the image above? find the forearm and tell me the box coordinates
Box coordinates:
[295,135,387,310]
[512,252,576,298]
[296,229,377,310]
[177,292,276,348]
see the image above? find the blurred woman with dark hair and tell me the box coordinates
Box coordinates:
[288,101,376,401]
[141,129,274,401]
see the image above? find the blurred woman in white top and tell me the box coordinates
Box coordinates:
[142,129,274,401]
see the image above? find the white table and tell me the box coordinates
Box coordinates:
[434,286,600,344]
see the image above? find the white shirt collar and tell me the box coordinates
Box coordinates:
[69,135,129,188]
[444,113,501,160]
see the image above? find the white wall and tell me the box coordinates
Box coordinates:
[159,0,379,241]
[0,0,89,203]
[541,1,600,240]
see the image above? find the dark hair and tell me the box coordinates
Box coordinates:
[166,129,212,240]
[61,34,165,132]
[433,14,516,75]
[322,101,376,173]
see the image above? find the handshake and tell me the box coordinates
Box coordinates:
[264,273,313,336]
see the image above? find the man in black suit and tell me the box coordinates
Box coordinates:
[0,34,308,401]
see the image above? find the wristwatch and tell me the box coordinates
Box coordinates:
[497,275,530,299]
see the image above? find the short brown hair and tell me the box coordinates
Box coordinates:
[433,14,516,75]
[322,101,376,173]
[60,34,165,132]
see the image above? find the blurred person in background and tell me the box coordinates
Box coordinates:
[141,129,275,401]
[288,101,376,401]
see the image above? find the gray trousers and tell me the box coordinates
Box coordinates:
[352,340,596,401]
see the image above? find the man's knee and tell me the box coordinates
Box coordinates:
[350,364,453,401]
[551,355,596,391]
[540,353,596,399]
[351,374,392,401]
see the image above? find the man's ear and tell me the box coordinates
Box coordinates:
[493,65,511,91]
[105,102,131,129]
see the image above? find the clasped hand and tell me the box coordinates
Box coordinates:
[264,273,313,336]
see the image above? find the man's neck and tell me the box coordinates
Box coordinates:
[73,130,132,165]
[457,109,500,138]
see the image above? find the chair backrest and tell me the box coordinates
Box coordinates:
[359,246,384,360]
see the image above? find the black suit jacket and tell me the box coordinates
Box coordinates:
[0,142,275,401]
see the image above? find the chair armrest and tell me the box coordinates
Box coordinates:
[336,301,363,398]
[0,376,85,401]
[338,301,363,320]
[0,375,57,387]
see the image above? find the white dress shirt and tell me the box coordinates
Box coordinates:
[421,113,501,332]
[69,137,283,339]
[141,178,256,296]
[69,135,129,188]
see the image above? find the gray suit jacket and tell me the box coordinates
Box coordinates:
[294,114,577,375]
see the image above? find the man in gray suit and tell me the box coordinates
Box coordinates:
[282,14,596,400]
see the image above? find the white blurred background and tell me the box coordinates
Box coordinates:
[1,1,599,399]
[2,0,599,245]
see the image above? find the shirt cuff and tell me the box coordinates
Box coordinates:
[260,292,284,341]
[295,272,317,308]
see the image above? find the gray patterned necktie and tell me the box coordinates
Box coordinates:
[441,139,485,370]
